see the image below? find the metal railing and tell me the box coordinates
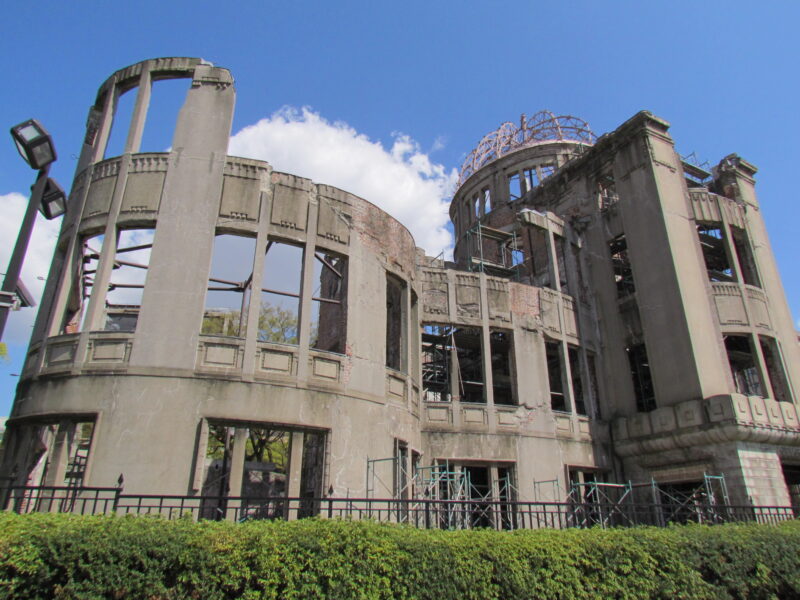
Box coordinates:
[1,484,795,530]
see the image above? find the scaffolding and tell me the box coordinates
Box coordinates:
[534,473,732,528]
[464,223,523,279]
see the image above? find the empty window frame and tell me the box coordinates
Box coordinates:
[473,194,481,218]
[61,234,104,333]
[202,234,257,337]
[104,229,154,332]
[386,274,407,371]
[759,336,793,403]
[554,235,569,294]
[696,225,734,282]
[200,422,326,519]
[597,174,619,210]
[139,77,191,153]
[724,335,763,397]
[310,252,347,354]
[609,234,635,298]
[422,324,454,402]
[539,164,556,181]
[523,167,540,190]
[568,345,586,416]
[546,340,567,412]
[586,352,602,419]
[527,227,552,289]
[490,330,515,405]
[259,241,303,344]
[103,87,137,158]
[6,419,95,490]
[507,172,522,201]
[730,227,761,287]
[483,188,492,214]
[454,327,484,403]
[627,343,656,412]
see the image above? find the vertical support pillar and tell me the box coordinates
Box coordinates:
[296,196,319,381]
[123,67,152,154]
[479,273,496,430]
[287,431,305,520]
[224,427,247,521]
[241,180,273,381]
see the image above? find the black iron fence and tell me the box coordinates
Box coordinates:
[0,484,795,530]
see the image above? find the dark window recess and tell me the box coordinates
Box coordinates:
[546,341,566,412]
[454,327,484,403]
[731,228,761,287]
[555,235,569,294]
[609,234,635,298]
[299,431,326,518]
[697,225,734,282]
[490,330,515,405]
[568,346,586,416]
[393,440,409,499]
[782,464,800,512]
[528,227,552,289]
[627,343,655,412]
[598,174,619,210]
[385,275,405,371]
[310,252,347,354]
[464,465,492,528]
[724,335,763,397]
[760,336,793,403]
[587,353,602,419]
[422,324,453,402]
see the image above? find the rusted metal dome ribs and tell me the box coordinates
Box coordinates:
[457,111,596,186]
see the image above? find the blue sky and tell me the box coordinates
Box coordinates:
[1,0,799,415]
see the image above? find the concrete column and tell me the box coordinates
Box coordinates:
[241,185,273,381]
[287,431,305,520]
[123,66,152,154]
[225,427,247,521]
[479,273,496,430]
[297,197,319,381]
[92,80,118,163]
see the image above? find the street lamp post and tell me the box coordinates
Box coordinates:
[0,120,66,341]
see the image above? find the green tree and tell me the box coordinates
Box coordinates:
[202,301,304,344]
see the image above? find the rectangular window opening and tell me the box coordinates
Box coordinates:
[507,172,522,201]
[454,327,484,403]
[104,228,154,332]
[310,252,347,354]
[528,227,552,289]
[490,330,515,405]
[103,87,137,158]
[385,275,407,371]
[523,167,540,190]
[258,241,302,344]
[62,234,104,333]
[609,234,635,298]
[724,335,763,397]
[759,336,793,403]
[696,225,735,282]
[731,227,761,287]
[422,324,453,402]
[546,340,567,412]
[202,234,257,338]
[568,346,586,416]
[627,343,656,412]
[483,188,492,214]
[555,235,569,295]
[598,174,619,210]
[139,77,191,153]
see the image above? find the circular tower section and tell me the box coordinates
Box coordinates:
[451,112,595,273]
[3,58,422,505]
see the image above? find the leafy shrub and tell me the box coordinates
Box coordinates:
[0,513,798,599]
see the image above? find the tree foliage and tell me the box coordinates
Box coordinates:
[202,302,303,344]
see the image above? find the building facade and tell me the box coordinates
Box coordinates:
[3,57,799,513]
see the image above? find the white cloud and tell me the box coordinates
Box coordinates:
[0,193,60,345]
[228,107,456,257]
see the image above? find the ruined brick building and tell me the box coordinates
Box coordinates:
[3,57,800,515]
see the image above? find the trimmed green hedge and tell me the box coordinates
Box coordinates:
[0,513,798,599]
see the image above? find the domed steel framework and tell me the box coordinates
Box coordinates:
[457,111,596,186]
